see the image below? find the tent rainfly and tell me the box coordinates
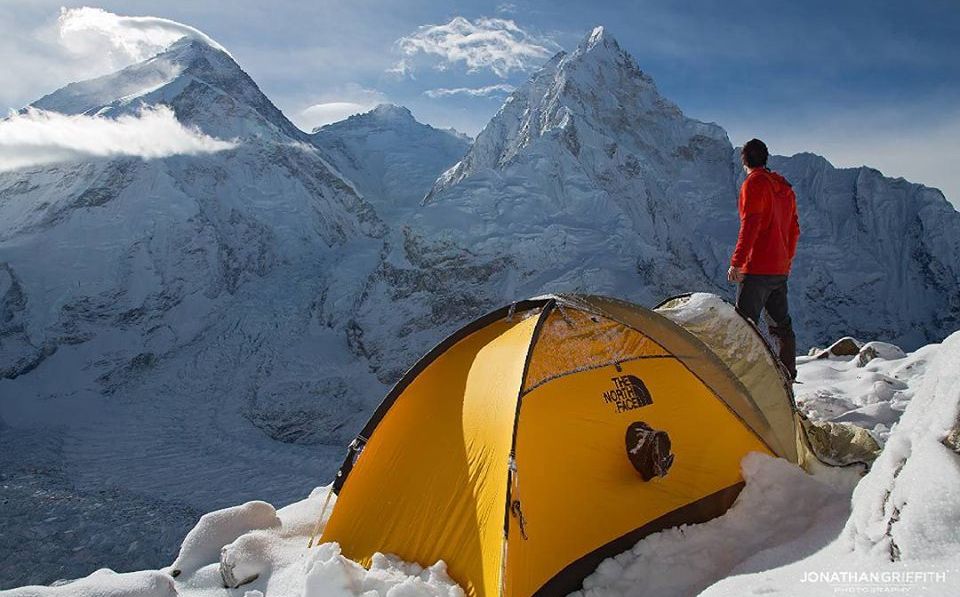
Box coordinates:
[317,294,819,597]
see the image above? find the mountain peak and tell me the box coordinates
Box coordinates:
[575,25,626,58]
[161,36,235,69]
[427,23,723,199]
[369,103,415,121]
[30,36,303,141]
[314,104,429,134]
[584,25,610,49]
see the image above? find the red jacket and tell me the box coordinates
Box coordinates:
[730,168,800,275]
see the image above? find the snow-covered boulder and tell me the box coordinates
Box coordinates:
[815,336,863,359]
[856,341,907,367]
[1,569,176,597]
[169,501,279,577]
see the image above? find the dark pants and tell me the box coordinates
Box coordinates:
[736,274,797,379]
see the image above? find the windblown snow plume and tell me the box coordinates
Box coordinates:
[0,106,236,171]
[58,6,230,64]
[392,17,556,77]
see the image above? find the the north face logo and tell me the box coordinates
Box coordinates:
[602,375,653,413]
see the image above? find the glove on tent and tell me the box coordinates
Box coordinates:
[318,294,814,597]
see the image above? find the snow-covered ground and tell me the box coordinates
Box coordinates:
[5,330,957,597]
[4,23,960,591]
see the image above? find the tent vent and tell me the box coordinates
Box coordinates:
[626,421,675,481]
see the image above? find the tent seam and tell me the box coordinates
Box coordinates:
[499,299,555,597]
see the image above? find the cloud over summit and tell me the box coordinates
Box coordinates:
[0,106,236,172]
[58,6,230,65]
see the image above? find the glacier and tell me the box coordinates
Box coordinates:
[1,25,959,589]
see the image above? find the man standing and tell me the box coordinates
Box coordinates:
[727,139,801,380]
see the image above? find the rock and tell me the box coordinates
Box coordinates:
[169,501,280,578]
[855,341,907,367]
[219,532,272,589]
[815,337,863,359]
[802,419,882,466]
[943,412,960,456]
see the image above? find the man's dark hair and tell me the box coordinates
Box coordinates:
[741,138,769,169]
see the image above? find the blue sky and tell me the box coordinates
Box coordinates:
[2,1,958,205]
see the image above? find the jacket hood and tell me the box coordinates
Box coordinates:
[753,168,793,191]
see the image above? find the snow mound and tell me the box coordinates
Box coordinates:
[577,453,854,597]
[843,332,960,562]
[169,500,280,577]
[698,331,960,596]
[4,485,464,596]
[1,569,176,597]
[303,545,463,597]
[795,335,930,444]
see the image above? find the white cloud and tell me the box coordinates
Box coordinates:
[0,7,229,113]
[424,84,516,98]
[58,6,230,65]
[393,17,557,78]
[292,85,389,131]
[296,102,375,130]
[0,106,236,171]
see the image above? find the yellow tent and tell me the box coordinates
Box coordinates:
[319,294,810,596]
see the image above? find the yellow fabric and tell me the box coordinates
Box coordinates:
[522,307,669,393]
[563,295,783,457]
[319,297,791,597]
[320,314,540,597]
[654,295,799,462]
[505,356,772,596]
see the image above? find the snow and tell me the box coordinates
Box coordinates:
[2,487,463,597]
[577,453,857,597]
[1,570,177,597]
[311,104,470,214]
[794,336,936,444]
[302,547,463,597]
[5,331,957,596]
[579,330,960,597]
[698,330,960,596]
[169,501,280,577]
[3,22,960,591]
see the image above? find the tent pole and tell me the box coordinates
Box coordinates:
[307,487,335,548]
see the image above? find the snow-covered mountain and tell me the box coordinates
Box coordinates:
[350,25,960,363]
[311,104,470,214]
[770,152,960,347]
[31,37,304,141]
[0,37,394,588]
[2,24,959,589]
